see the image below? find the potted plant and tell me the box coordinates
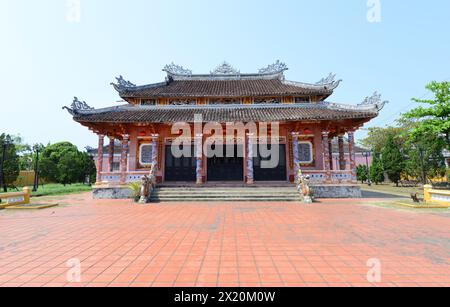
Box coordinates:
[128,181,141,202]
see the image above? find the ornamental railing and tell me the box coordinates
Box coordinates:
[99,170,355,185]
[99,171,150,184]
[99,168,158,203]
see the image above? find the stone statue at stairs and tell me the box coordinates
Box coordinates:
[138,167,157,204]
[296,167,313,204]
[139,175,151,204]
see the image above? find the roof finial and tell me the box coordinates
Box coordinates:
[211,62,240,75]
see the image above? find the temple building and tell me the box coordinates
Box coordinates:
[64,61,386,199]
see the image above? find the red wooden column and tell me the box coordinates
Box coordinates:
[348,130,357,182]
[322,131,332,183]
[108,137,115,172]
[150,134,160,182]
[338,135,346,170]
[291,132,300,182]
[120,134,130,184]
[195,134,203,185]
[328,138,334,170]
[151,134,159,170]
[246,133,255,184]
[96,134,105,184]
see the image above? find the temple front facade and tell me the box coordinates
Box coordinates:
[65,61,386,199]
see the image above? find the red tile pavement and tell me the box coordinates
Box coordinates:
[0,193,449,287]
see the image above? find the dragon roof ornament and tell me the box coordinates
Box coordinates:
[63,97,94,115]
[359,91,388,111]
[326,92,388,113]
[211,62,240,75]
[316,73,339,85]
[163,62,193,76]
[111,75,136,90]
[258,60,288,75]
[312,73,343,91]
[71,97,94,111]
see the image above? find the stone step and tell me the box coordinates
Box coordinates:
[153,191,299,196]
[150,197,300,202]
[152,187,298,190]
[153,188,297,192]
[152,194,299,199]
[150,187,300,202]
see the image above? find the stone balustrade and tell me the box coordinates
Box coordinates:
[302,170,355,184]
[0,187,31,208]
[99,171,150,184]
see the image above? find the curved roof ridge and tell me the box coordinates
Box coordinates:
[110,62,342,96]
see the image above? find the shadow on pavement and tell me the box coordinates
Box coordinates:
[361,190,406,199]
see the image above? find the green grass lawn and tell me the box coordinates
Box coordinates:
[6,184,92,197]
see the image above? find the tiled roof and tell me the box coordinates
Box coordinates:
[116,79,335,99]
[73,104,377,124]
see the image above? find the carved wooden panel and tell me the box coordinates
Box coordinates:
[169,99,197,106]
[254,97,281,104]
[209,98,242,105]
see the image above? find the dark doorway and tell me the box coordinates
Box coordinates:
[207,145,244,181]
[164,145,196,182]
[254,144,287,181]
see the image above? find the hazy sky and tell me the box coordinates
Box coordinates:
[1,0,449,149]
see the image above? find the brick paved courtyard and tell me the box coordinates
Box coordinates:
[0,193,449,287]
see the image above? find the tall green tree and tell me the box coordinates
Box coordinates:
[370,152,385,184]
[403,81,450,149]
[39,142,94,185]
[404,129,447,184]
[0,134,20,191]
[382,135,405,187]
[360,126,406,153]
[79,152,96,184]
[10,135,35,171]
[356,165,369,184]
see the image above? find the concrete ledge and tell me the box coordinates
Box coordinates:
[93,186,132,199]
[424,185,450,206]
[93,184,361,200]
[311,184,362,199]
[394,202,450,209]
[6,203,59,210]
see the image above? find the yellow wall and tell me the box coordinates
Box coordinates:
[13,171,48,187]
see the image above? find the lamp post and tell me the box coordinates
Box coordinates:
[363,151,372,186]
[32,144,42,192]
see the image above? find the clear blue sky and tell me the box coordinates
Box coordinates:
[1,0,449,149]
